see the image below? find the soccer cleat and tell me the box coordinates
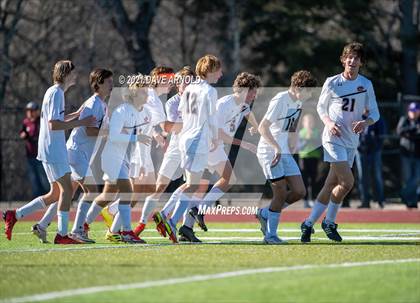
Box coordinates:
[188,207,208,231]
[3,210,17,240]
[100,206,114,229]
[121,230,146,244]
[256,208,267,236]
[300,221,314,243]
[321,218,342,242]
[152,212,167,237]
[178,235,189,242]
[263,236,288,245]
[105,230,123,243]
[133,223,146,237]
[31,224,48,243]
[70,231,95,244]
[166,220,178,244]
[54,234,82,244]
[179,225,202,243]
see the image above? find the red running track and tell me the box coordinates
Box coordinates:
[14,209,420,223]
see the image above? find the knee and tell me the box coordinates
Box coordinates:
[295,187,307,200]
[339,175,354,192]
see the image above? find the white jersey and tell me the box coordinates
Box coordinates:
[178,79,218,155]
[145,88,166,126]
[165,93,182,151]
[101,102,142,164]
[216,94,250,138]
[131,106,153,166]
[66,94,108,157]
[37,84,67,163]
[317,73,380,148]
[257,91,302,155]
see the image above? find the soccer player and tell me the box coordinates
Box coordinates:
[180,72,262,241]
[163,54,222,242]
[31,68,114,243]
[100,67,174,235]
[84,77,152,243]
[3,60,97,244]
[256,70,317,244]
[300,42,380,243]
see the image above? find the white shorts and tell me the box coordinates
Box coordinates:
[208,145,228,168]
[42,161,71,183]
[159,149,183,180]
[181,152,208,173]
[68,149,92,181]
[323,142,356,167]
[102,158,130,182]
[257,152,301,180]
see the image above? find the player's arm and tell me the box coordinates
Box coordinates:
[317,80,341,137]
[258,118,281,166]
[164,121,183,134]
[208,89,219,151]
[353,82,380,134]
[218,129,256,153]
[49,117,96,130]
[245,111,259,135]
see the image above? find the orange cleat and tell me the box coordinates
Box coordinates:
[3,210,17,240]
[54,234,82,244]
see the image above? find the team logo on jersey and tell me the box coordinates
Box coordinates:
[357,86,365,92]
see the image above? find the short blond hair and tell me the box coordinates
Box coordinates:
[290,70,317,88]
[53,60,74,84]
[195,54,221,79]
[233,72,261,94]
[124,74,148,103]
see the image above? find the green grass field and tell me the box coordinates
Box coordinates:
[0,222,419,303]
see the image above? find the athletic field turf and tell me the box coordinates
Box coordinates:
[0,222,419,303]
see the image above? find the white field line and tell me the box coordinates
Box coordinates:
[0,235,419,254]
[1,258,419,303]
[11,228,420,236]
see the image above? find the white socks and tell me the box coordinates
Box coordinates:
[108,198,120,216]
[110,212,122,233]
[325,201,341,224]
[38,202,57,229]
[57,211,69,236]
[162,187,183,217]
[140,196,157,224]
[202,187,224,208]
[305,201,328,226]
[85,202,103,224]
[118,204,132,231]
[71,200,91,233]
[16,197,46,219]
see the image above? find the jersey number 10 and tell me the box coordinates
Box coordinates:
[342,98,355,112]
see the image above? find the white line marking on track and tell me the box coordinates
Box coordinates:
[0,235,418,254]
[1,258,419,303]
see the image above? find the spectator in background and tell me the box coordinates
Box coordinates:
[299,113,322,208]
[397,102,420,208]
[355,110,386,208]
[19,102,49,198]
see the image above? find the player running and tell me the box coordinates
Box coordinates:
[300,42,380,243]
[3,60,96,244]
[256,70,317,244]
[161,54,222,242]
[180,72,262,242]
[84,77,152,243]
[31,68,113,243]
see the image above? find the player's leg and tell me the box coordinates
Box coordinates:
[134,172,157,234]
[300,167,337,243]
[54,172,80,244]
[114,178,145,243]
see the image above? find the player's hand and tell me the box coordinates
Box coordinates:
[137,134,152,146]
[210,138,219,152]
[271,147,281,167]
[242,141,257,154]
[154,133,167,148]
[248,126,258,136]
[352,120,368,134]
[327,121,341,137]
[80,115,97,127]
